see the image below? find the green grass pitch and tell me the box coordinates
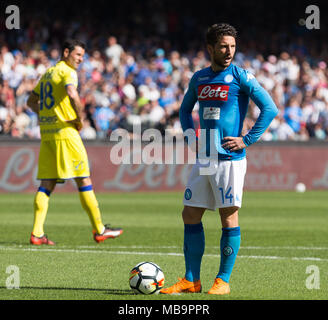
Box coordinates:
[0,191,327,300]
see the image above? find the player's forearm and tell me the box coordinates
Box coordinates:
[243,90,278,146]
[179,89,197,132]
[26,93,40,115]
[69,95,84,120]
[27,102,40,115]
[243,111,276,146]
[179,107,194,132]
[66,85,83,120]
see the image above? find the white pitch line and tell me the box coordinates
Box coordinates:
[0,246,327,262]
[240,246,328,251]
[35,245,328,251]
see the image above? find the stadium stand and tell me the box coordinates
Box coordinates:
[0,0,327,141]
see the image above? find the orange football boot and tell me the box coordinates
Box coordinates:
[30,233,55,246]
[160,277,202,294]
[207,278,230,295]
[93,224,123,243]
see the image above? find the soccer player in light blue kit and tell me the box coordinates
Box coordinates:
[160,23,278,295]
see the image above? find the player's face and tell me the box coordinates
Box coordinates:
[207,35,236,71]
[65,46,85,69]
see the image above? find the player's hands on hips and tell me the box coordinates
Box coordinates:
[222,136,246,151]
[66,118,83,132]
[75,120,83,132]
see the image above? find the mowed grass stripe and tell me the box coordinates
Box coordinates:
[2,244,328,250]
[1,245,328,262]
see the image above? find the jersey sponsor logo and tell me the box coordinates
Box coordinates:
[198,84,230,101]
[203,107,220,120]
[40,128,60,134]
[39,115,58,124]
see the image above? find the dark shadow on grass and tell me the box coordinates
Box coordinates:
[0,286,135,296]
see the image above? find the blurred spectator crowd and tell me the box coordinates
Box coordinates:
[0,0,328,141]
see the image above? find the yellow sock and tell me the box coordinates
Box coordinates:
[32,188,50,237]
[79,185,104,234]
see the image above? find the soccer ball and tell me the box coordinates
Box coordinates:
[129,261,165,294]
[295,182,306,193]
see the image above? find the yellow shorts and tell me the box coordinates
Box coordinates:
[37,137,90,180]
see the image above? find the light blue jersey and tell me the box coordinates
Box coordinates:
[180,64,279,160]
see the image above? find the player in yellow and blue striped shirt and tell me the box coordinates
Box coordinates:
[27,39,123,245]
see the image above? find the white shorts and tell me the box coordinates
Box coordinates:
[183,158,247,211]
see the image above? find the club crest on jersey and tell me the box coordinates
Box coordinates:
[184,188,192,200]
[198,84,229,101]
[224,74,234,83]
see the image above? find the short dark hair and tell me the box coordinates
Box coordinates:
[206,23,237,46]
[61,39,86,56]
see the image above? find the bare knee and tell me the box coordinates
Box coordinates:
[219,206,239,228]
[182,206,206,224]
[39,180,56,193]
[75,177,92,189]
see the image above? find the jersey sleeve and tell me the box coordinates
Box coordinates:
[239,70,279,146]
[179,73,198,132]
[62,69,78,88]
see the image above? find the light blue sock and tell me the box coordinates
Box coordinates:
[184,223,205,282]
[217,227,241,283]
